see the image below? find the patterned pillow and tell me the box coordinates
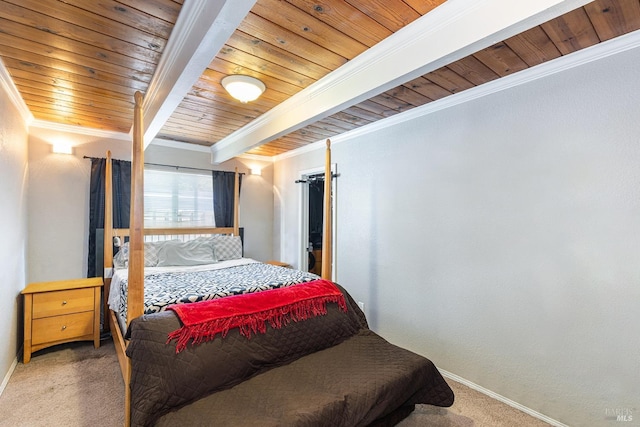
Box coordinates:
[113,243,129,268]
[213,235,243,260]
[144,241,163,266]
[112,241,164,268]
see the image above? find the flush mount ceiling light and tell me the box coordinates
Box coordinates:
[221,75,266,103]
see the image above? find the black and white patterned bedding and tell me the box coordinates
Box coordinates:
[111,260,320,324]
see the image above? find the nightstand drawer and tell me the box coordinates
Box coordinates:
[32,311,94,345]
[32,288,94,319]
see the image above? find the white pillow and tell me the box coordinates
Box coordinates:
[156,239,217,267]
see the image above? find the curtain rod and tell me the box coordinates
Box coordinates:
[145,161,246,175]
[83,156,245,175]
[295,173,338,184]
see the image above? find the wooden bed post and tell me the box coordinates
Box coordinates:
[128,91,145,326]
[321,139,332,280]
[234,167,240,237]
[104,150,132,426]
[122,90,145,427]
[103,151,113,333]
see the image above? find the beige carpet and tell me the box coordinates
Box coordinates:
[0,340,550,427]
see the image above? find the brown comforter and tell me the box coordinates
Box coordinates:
[126,285,454,426]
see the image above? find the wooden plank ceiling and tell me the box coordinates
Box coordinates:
[0,0,639,158]
[0,0,183,133]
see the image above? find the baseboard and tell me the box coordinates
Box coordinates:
[0,354,18,397]
[440,369,569,427]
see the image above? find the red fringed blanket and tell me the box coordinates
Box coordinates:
[167,279,347,353]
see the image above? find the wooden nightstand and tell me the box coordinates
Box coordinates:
[265,260,292,268]
[22,277,103,363]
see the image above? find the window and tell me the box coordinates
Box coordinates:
[144,168,214,228]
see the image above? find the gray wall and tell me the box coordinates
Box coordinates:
[27,134,274,283]
[0,83,28,386]
[273,43,640,426]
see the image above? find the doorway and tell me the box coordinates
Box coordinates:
[298,165,336,278]
[307,174,324,275]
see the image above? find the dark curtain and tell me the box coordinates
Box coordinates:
[87,157,131,277]
[212,171,242,227]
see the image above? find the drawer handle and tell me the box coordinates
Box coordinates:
[61,325,67,331]
[62,300,67,305]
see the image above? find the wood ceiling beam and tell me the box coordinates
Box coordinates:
[141,0,257,149]
[210,0,593,164]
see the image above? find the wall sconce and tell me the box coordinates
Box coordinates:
[221,75,266,103]
[52,142,73,154]
[250,167,262,176]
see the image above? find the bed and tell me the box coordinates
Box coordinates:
[104,92,454,426]
[108,256,321,332]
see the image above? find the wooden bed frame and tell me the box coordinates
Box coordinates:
[103,91,333,426]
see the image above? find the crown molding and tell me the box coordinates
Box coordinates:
[150,138,273,164]
[150,137,211,153]
[0,57,33,126]
[237,153,273,163]
[29,119,130,140]
[273,28,640,163]
[150,138,273,168]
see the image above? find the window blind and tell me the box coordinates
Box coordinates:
[144,168,214,228]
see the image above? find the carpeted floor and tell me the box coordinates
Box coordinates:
[0,340,550,427]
